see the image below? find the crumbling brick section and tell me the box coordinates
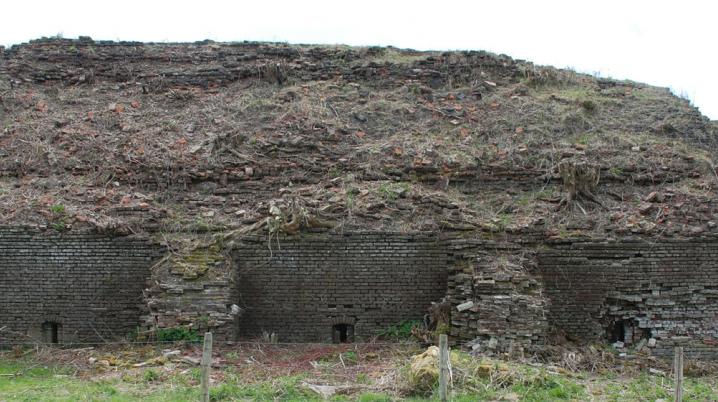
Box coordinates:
[141,245,240,340]
[233,233,448,342]
[540,239,718,359]
[447,239,548,354]
[0,227,163,345]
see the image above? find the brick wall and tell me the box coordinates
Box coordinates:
[442,237,718,358]
[539,239,718,358]
[2,224,716,359]
[233,233,448,342]
[446,239,548,353]
[0,227,163,345]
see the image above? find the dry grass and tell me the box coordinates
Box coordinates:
[0,42,716,244]
[1,343,716,401]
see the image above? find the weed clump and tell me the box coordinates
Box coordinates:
[143,368,160,382]
[520,65,580,88]
[378,320,422,340]
[155,326,202,342]
[580,99,597,114]
[48,204,68,232]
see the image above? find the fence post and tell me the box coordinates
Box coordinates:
[200,332,213,402]
[439,334,449,402]
[674,346,683,402]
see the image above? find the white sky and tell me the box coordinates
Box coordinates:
[2,0,716,120]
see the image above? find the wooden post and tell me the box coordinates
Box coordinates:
[438,334,449,402]
[200,332,213,402]
[673,346,683,402]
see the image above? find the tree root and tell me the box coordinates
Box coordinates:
[556,160,606,211]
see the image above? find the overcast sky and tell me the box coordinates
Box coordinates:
[2,0,716,120]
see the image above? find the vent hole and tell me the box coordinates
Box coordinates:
[42,322,61,344]
[332,323,354,343]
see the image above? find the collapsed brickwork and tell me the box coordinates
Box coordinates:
[443,236,718,358]
[0,227,163,345]
[540,239,718,359]
[141,240,240,340]
[233,233,448,342]
[446,239,548,353]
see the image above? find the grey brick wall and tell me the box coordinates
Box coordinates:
[2,224,716,360]
[0,227,163,345]
[443,237,718,359]
[233,233,449,342]
[539,239,718,358]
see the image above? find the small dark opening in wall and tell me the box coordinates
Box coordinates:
[332,324,354,343]
[343,304,354,309]
[607,319,648,345]
[608,320,625,343]
[42,322,61,344]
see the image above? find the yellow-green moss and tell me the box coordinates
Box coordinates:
[169,244,225,279]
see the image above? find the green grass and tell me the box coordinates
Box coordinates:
[0,361,196,401]
[601,373,718,402]
[48,203,68,232]
[49,204,66,215]
[355,393,393,402]
[511,376,587,401]
[154,326,202,343]
[377,320,421,340]
[1,354,716,402]
[209,375,317,401]
[377,182,410,201]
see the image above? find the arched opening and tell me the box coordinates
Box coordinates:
[332,323,354,343]
[41,322,61,344]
